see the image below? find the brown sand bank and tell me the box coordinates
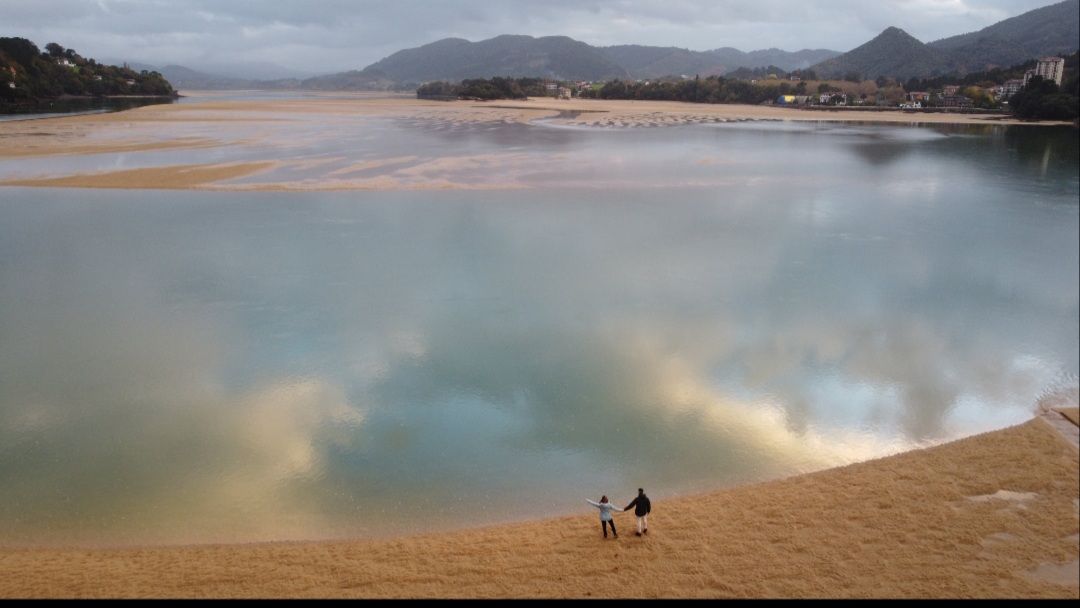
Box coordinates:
[477,98,1070,128]
[1,418,1076,599]
[0,96,1061,159]
[0,97,1069,191]
[1059,408,1080,426]
[2,161,278,189]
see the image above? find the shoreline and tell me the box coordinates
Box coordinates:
[0,96,1074,192]
[1,415,1076,598]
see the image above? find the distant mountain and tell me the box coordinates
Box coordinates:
[195,61,312,81]
[364,35,630,82]
[76,0,1080,93]
[600,45,839,78]
[601,45,727,78]
[297,68,404,91]
[929,0,1079,71]
[157,64,265,90]
[742,48,842,71]
[814,0,1079,80]
[812,27,952,80]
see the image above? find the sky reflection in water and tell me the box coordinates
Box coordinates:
[0,120,1077,546]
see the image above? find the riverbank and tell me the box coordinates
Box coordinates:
[1,416,1076,599]
[0,96,1072,191]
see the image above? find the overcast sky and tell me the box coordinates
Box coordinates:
[0,0,1062,76]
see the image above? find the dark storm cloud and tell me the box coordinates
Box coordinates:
[0,0,1060,75]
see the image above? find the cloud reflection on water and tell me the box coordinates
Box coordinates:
[0,122,1076,545]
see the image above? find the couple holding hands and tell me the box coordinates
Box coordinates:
[586,488,651,539]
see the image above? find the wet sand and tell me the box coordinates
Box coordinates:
[2,161,279,189]
[0,97,1070,191]
[1059,408,1080,426]
[1,417,1076,599]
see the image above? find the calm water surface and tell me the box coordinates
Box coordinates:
[0,117,1077,546]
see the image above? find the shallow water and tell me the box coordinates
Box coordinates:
[0,117,1077,546]
[0,97,175,122]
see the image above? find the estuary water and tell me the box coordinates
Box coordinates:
[0,117,1077,546]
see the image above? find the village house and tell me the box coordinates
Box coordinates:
[818,93,847,105]
[125,79,136,86]
[57,58,75,68]
[941,94,973,109]
[1000,79,1025,99]
[942,85,960,96]
[906,91,930,103]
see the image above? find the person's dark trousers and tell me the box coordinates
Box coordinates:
[602,520,617,538]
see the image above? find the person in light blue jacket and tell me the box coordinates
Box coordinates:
[586,495,623,539]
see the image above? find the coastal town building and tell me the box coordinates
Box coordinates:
[942,94,973,108]
[906,92,930,103]
[942,85,960,96]
[1023,56,1065,86]
[817,92,847,105]
[1000,79,1025,99]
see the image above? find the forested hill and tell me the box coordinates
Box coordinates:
[0,38,176,102]
[364,35,631,82]
[929,0,1080,70]
[813,0,1079,80]
[600,46,839,79]
[812,27,953,80]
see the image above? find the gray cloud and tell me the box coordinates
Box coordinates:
[0,0,1059,75]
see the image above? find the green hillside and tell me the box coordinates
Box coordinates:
[365,35,630,81]
[812,27,953,80]
[0,38,175,102]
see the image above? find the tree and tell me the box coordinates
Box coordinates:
[1010,75,1079,120]
[0,37,40,66]
[45,42,64,58]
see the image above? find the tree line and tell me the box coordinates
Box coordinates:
[415,55,1078,120]
[417,77,553,100]
[0,37,176,103]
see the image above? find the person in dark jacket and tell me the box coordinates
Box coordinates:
[624,488,651,536]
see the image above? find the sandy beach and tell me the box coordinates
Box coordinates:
[0,96,1071,191]
[1,415,1076,599]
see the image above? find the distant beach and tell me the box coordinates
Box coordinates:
[1,416,1075,598]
